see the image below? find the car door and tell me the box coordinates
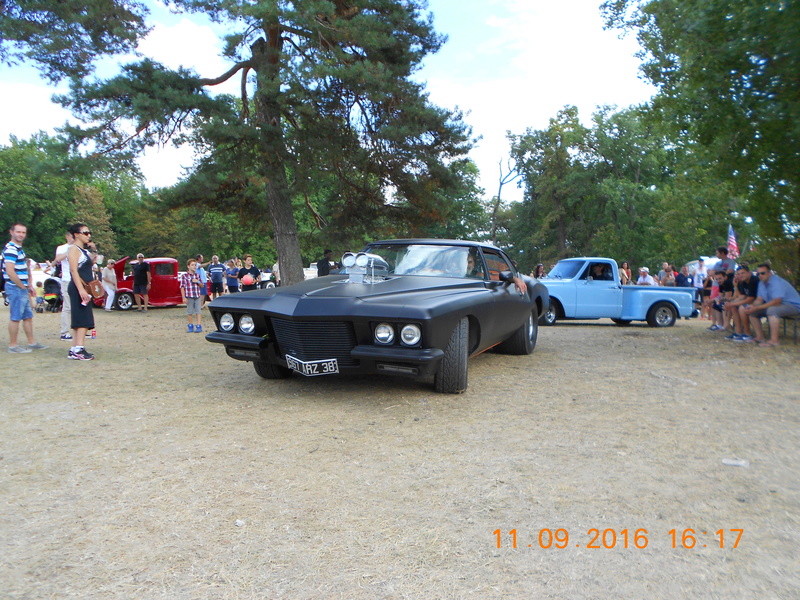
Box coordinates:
[481,248,531,343]
[573,261,623,318]
[150,261,181,304]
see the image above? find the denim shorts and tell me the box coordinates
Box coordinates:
[185,296,202,315]
[4,281,33,321]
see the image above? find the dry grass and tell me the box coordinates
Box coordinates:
[1,306,799,599]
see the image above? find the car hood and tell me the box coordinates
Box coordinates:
[209,274,491,319]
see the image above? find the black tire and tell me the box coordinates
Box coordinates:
[496,311,539,355]
[611,318,632,326]
[646,302,677,327]
[253,360,292,379]
[115,292,135,311]
[540,301,559,326]
[434,317,469,394]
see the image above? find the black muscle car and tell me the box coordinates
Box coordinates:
[205,239,549,393]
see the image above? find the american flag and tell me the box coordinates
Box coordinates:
[727,225,740,259]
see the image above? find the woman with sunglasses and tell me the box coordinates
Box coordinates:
[66,223,96,360]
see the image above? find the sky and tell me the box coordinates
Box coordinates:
[0,0,655,202]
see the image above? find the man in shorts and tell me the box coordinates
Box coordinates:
[741,263,800,347]
[207,255,226,299]
[131,253,151,311]
[3,223,47,353]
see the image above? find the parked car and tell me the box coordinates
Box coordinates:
[540,257,696,327]
[111,256,183,310]
[205,239,549,393]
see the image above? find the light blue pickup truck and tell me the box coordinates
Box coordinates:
[539,257,697,327]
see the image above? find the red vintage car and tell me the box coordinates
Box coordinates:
[105,256,183,310]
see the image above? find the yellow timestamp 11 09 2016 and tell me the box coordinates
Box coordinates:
[493,528,743,550]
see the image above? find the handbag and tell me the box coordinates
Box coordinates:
[83,278,105,299]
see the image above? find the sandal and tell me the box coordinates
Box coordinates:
[758,341,778,348]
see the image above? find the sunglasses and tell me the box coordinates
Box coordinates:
[79,230,92,235]
[757,271,769,276]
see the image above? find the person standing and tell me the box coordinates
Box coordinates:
[53,230,74,340]
[131,253,151,311]
[66,223,96,360]
[101,259,118,311]
[619,261,632,285]
[207,255,225,299]
[272,260,281,286]
[3,223,47,353]
[179,258,204,332]
[238,254,260,291]
[195,254,209,303]
[317,249,334,276]
[224,260,239,293]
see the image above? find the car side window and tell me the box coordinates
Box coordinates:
[155,263,173,276]
[482,249,514,281]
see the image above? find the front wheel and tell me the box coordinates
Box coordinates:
[434,317,468,394]
[540,302,558,326]
[646,302,677,327]
[253,360,292,379]
[115,292,134,311]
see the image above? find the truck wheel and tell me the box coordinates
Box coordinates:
[253,360,292,379]
[647,302,677,327]
[496,311,538,355]
[115,292,134,311]
[611,318,632,326]
[434,317,468,394]
[540,301,559,326]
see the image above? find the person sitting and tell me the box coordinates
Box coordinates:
[465,253,483,278]
[636,267,656,285]
[740,263,800,347]
[587,263,613,281]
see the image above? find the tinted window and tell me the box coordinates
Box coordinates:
[481,249,514,281]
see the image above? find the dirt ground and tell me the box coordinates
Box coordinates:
[1,304,799,599]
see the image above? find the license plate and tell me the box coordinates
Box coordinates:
[285,355,339,377]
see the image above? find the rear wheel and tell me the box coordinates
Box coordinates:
[434,317,469,394]
[496,311,538,355]
[646,302,677,327]
[115,292,134,311]
[253,360,292,379]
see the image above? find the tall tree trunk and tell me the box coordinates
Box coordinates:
[251,28,305,286]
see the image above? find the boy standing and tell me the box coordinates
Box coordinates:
[179,259,203,333]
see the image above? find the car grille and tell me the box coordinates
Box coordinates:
[270,318,358,366]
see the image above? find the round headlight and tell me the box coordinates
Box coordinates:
[355,252,369,267]
[341,252,356,268]
[239,314,256,335]
[374,322,395,344]
[220,313,235,332]
[400,324,422,346]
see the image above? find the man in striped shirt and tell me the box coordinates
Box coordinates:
[3,223,47,353]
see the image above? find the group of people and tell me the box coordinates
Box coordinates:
[4,222,97,359]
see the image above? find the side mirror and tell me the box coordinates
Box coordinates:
[499,270,516,283]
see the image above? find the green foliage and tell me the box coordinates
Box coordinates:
[602,0,799,239]
[509,105,745,272]
[72,184,118,257]
[0,136,76,259]
[0,0,149,82]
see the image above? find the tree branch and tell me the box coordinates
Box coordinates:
[197,60,253,87]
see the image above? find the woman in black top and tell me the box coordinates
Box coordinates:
[67,223,96,360]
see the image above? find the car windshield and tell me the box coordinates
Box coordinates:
[548,261,584,279]
[363,244,480,279]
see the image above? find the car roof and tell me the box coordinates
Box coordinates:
[559,257,616,262]
[367,239,504,251]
